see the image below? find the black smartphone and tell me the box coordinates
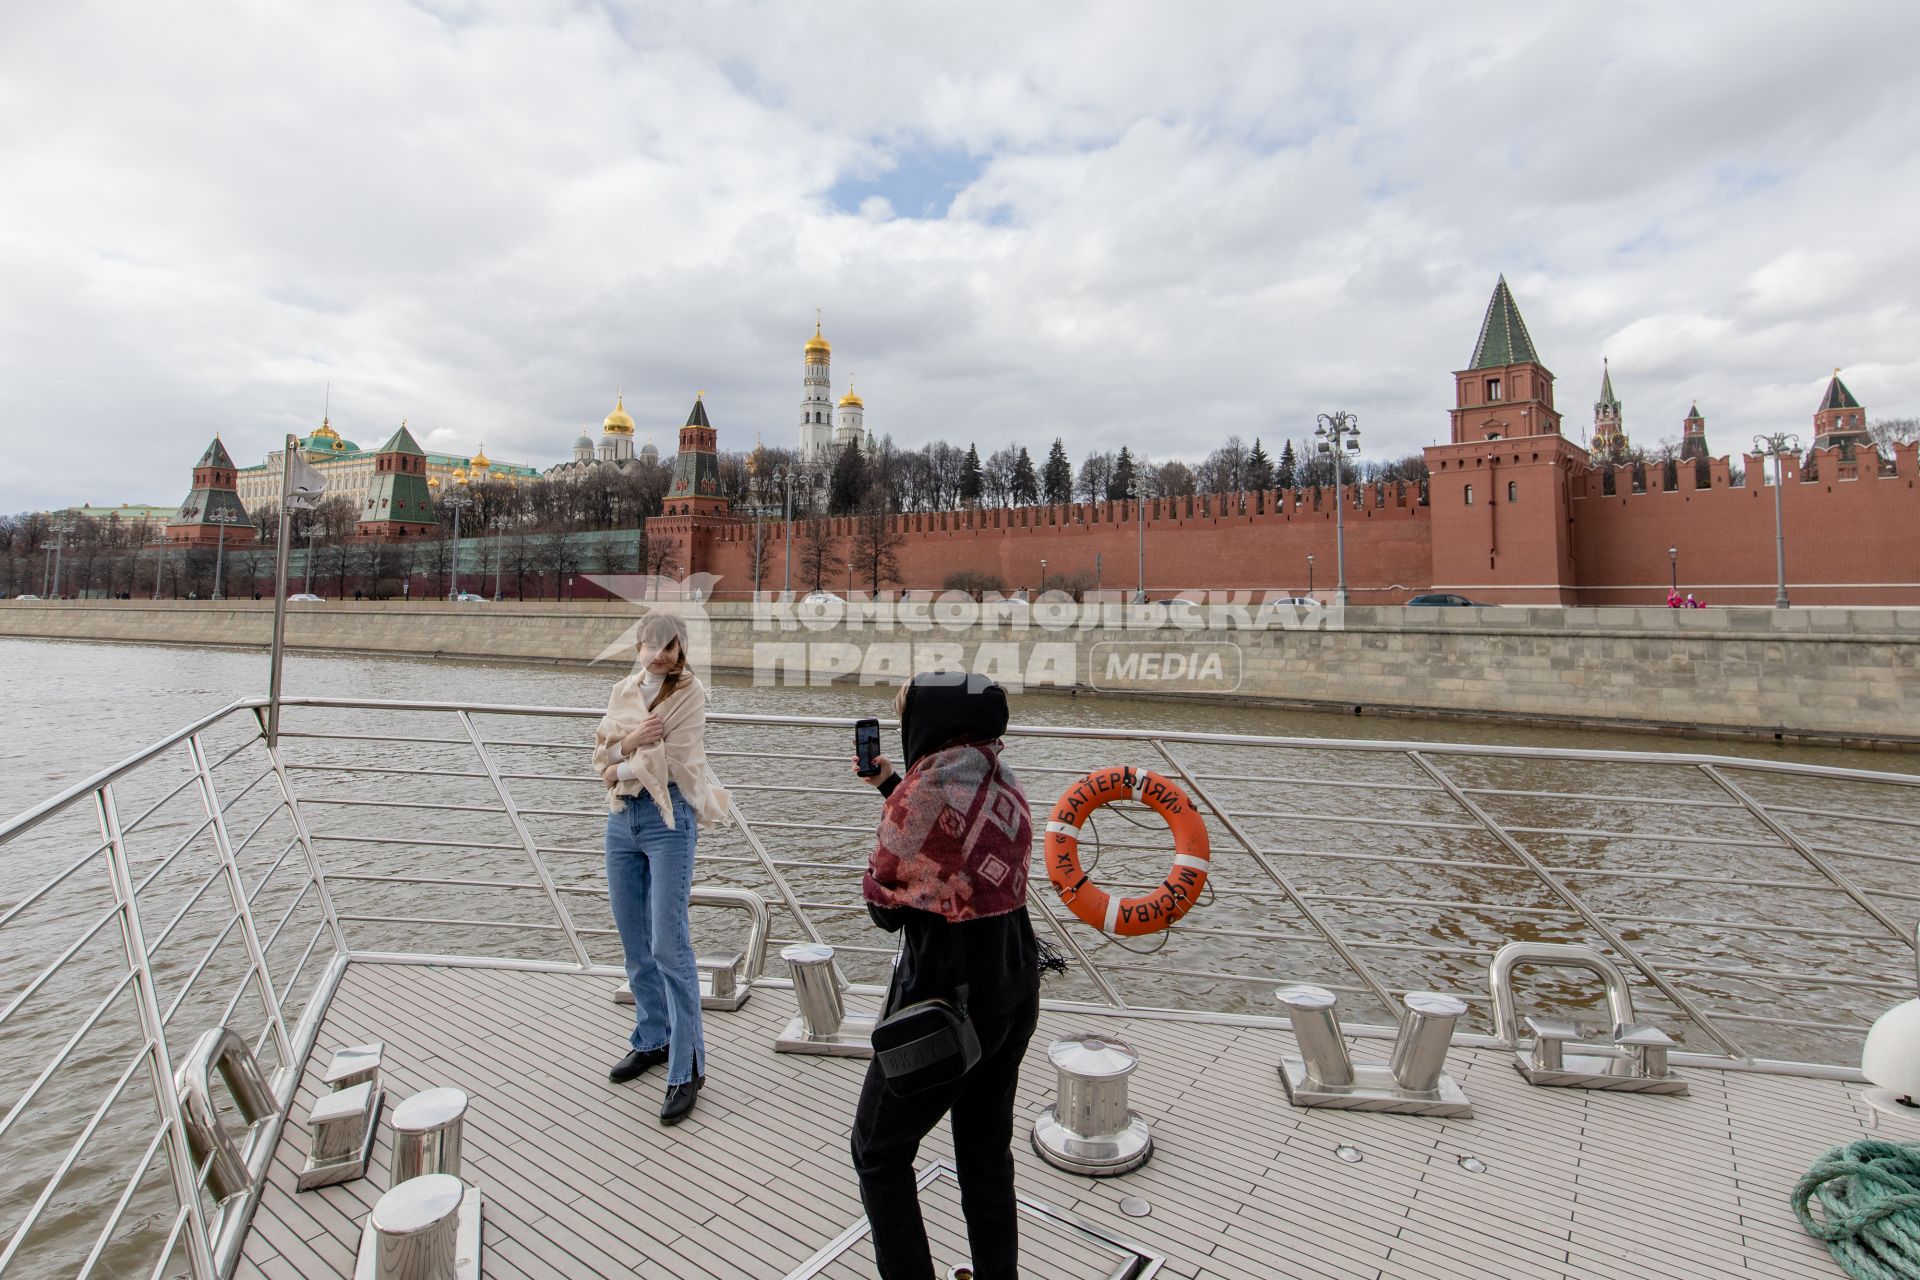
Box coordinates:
[855,718,882,777]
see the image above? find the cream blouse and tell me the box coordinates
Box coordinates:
[590,672,733,828]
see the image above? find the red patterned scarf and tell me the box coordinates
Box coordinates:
[864,741,1032,922]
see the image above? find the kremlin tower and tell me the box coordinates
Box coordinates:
[167,437,258,548]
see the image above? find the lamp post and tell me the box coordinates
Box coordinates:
[152,539,167,599]
[444,490,474,600]
[1040,557,1048,594]
[48,518,75,598]
[846,560,854,597]
[208,509,241,600]
[1668,545,1678,593]
[1753,432,1801,608]
[1130,471,1148,603]
[491,515,509,600]
[1307,553,1315,598]
[775,465,820,598]
[1314,411,1362,606]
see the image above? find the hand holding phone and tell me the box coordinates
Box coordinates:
[855,718,882,777]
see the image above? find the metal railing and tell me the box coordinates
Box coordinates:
[2,695,1918,1278]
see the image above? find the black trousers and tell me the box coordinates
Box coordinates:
[850,997,1041,1280]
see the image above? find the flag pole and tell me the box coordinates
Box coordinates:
[267,434,296,747]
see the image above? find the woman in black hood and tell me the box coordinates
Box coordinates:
[851,671,1040,1280]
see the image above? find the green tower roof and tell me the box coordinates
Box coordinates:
[1820,374,1861,411]
[376,422,427,456]
[1598,359,1619,406]
[1469,275,1541,370]
[196,437,236,469]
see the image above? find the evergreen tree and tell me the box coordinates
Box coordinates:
[1277,439,1297,490]
[1011,447,1038,506]
[959,443,984,505]
[1246,438,1274,490]
[829,440,869,514]
[1108,446,1137,501]
[1042,438,1073,504]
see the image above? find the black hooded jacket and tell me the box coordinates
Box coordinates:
[870,673,1040,1021]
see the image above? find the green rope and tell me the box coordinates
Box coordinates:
[1792,1139,1920,1279]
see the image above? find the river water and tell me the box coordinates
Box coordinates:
[2,636,1917,1275]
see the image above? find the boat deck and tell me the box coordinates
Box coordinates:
[235,962,1875,1279]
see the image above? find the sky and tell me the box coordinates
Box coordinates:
[4,0,1919,512]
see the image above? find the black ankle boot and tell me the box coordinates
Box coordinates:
[659,1075,702,1125]
[609,1045,669,1083]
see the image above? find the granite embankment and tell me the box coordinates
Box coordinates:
[3,599,1917,746]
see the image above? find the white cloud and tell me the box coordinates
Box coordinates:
[3,0,1920,512]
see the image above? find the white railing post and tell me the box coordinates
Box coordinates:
[188,733,293,1072]
[259,738,351,958]
[97,783,220,1280]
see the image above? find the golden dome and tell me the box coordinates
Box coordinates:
[470,444,491,469]
[838,388,864,409]
[452,465,469,482]
[805,322,831,357]
[428,475,440,489]
[603,394,635,435]
[312,417,339,441]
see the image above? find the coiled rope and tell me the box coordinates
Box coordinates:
[1791,1139,1920,1279]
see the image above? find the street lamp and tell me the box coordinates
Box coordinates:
[444,489,474,600]
[490,514,509,600]
[774,465,821,598]
[846,560,854,597]
[1753,432,1801,608]
[47,518,75,598]
[1039,557,1047,594]
[208,509,241,600]
[1314,411,1362,606]
[1307,553,1315,598]
[1129,471,1148,603]
[1668,545,1678,594]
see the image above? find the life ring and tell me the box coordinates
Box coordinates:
[1045,766,1211,936]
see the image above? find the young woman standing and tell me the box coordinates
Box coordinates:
[593,612,731,1125]
[852,671,1041,1280]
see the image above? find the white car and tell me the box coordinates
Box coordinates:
[450,592,490,603]
[287,593,324,602]
[12,594,42,601]
[800,591,843,604]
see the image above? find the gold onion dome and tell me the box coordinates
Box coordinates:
[470,444,491,469]
[452,465,469,482]
[603,394,635,435]
[838,388,864,409]
[427,475,440,489]
[805,323,831,356]
[312,416,340,441]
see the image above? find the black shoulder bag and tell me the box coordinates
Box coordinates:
[870,925,982,1096]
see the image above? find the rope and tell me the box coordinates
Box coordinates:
[1792,1139,1920,1279]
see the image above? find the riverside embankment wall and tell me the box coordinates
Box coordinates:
[5,599,1918,746]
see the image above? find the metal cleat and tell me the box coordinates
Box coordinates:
[774,944,874,1057]
[352,1172,482,1280]
[322,1041,385,1090]
[298,1079,386,1190]
[615,951,752,1011]
[1489,942,1689,1095]
[1275,986,1473,1117]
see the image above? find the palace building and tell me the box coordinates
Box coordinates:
[235,418,538,514]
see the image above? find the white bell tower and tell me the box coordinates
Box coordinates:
[800,315,834,462]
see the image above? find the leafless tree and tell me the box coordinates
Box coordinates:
[850,494,904,592]
[797,517,837,593]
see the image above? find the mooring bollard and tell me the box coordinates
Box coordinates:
[1275,984,1356,1087]
[774,943,875,1056]
[369,1173,463,1280]
[785,943,845,1037]
[1387,992,1469,1094]
[391,1088,469,1185]
[1031,1034,1153,1176]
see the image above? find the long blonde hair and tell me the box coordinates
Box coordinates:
[638,612,692,708]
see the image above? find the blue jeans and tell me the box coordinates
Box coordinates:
[605,784,704,1086]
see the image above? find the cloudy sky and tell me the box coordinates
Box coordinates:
[4,0,1918,512]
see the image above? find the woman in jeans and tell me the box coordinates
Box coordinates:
[593,612,731,1125]
[852,671,1041,1280]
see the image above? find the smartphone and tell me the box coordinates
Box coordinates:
[855,718,882,777]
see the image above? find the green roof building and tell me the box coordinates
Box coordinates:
[354,422,438,540]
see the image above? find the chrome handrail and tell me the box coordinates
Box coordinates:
[3,693,1918,1278]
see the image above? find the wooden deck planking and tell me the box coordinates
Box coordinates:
[240,962,1874,1279]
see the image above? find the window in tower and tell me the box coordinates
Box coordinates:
[1464,484,1475,505]
[1486,378,1502,401]
[1507,481,1517,503]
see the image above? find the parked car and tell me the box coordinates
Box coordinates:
[287,593,325,602]
[800,590,843,604]
[12,594,42,601]
[450,592,490,603]
[1407,593,1496,607]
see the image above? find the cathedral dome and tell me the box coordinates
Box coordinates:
[639,436,659,462]
[838,389,864,409]
[805,323,831,357]
[573,432,595,451]
[470,445,491,470]
[603,394,635,435]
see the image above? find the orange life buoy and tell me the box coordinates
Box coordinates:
[1045,766,1211,936]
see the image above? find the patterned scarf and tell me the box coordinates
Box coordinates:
[864,740,1032,923]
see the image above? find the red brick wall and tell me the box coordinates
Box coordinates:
[1569,442,1920,605]
[692,489,1434,601]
